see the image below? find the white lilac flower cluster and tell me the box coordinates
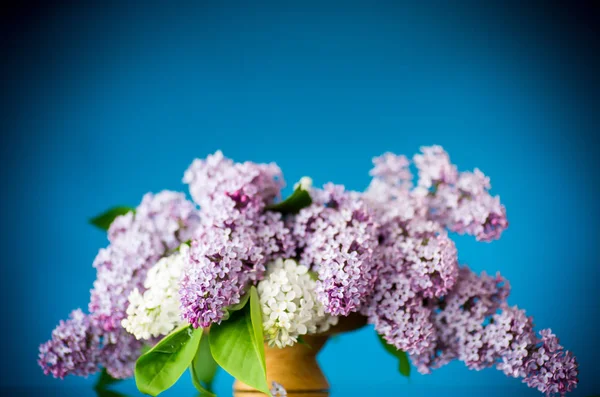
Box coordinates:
[39,147,578,396]
[258,258,338,348]
[121,246,188,340]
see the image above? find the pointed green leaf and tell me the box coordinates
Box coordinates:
[90,206,134,231]
[94,368,122,390]
[265,187,312,215]
[135,325,203,396]
[190,331,218,397]
[209,293,270,395]
[377,333,411,377]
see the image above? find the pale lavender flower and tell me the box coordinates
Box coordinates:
[402,220,459,298]
[409,146,508,242]
[179,208,293,328]
[430,168,508,242]
[292,184,379,316]
[364,270,436,355]
[497,313,578,396]
[180,153,294,327]
[370,152,413,190]
[90,245,159,333]
[179,218,259,328]
[183,150,283,209]
[363,212,458,355]
[270,381,287,397]
[99,327,145,379]
[134,190,201,250]
[408,267,577,396]
[413,145,458,188]
[411,266,510,373]
[38,310,101,379]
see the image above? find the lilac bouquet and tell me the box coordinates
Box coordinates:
[39,147,578,396]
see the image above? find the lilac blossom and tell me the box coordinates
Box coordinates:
[369,152,413,191]
[180,153,294,327]
[410,267,511,372]
[409,267,578,396]
[364,154,459,353]
[179,217,260,328]
[179,210,293,328]
[99,327,146,379]
[292,184,379,316]
[522,329,578,395]
[412,146,508,242]
[183,150,283,209]
[271,381,287,396]
[365,152,429,227]
[363,270,436,355]
[38,310,101,379]
[413,145,458,188]
[363,217,458,354]
[133,190,201,250]
[430,169,508,242]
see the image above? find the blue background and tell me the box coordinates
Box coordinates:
[1,2,598,396]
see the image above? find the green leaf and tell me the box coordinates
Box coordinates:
[190,331,218,397]
[90,206,134,231]
[94,368,122,390]
[377,333,411,377]
[135,325,203,396]
[307,270,319,281]
[265,187,312,215]
[209,287,270,395]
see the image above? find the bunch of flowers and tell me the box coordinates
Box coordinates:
[39,147,578,396]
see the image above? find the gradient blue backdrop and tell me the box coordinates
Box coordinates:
[2,2,598,396]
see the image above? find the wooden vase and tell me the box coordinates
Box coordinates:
[233,313,367,396]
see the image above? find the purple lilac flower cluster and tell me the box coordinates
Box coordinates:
[409,268,577,395]
[415,145,508,242]
[179,152,294,328]
[364,147,576,395]
[292,184,379,316]
[183,150,283,210]
[362,151,458,354]
[38,309,101,379]
[361,215,460,354]
[39,191,200,379]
